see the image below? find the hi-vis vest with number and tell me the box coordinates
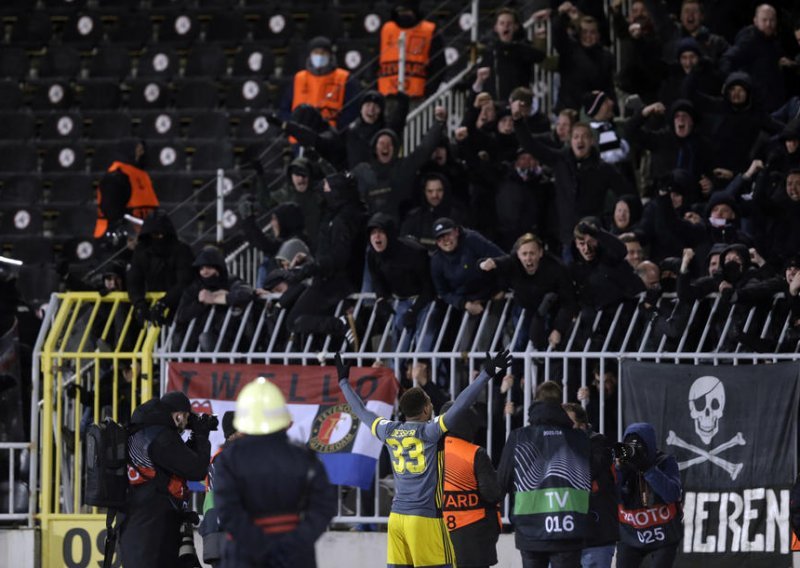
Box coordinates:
[378,20,435,98]
[127,425,188,501]
[510,426,591,541]
[292,68,350,127]
[442,437,501,531]
[617,459,682,551]
[94,161,159,238]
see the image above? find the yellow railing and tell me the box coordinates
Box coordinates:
[38,291,164,568]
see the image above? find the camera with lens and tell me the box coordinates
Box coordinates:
[613,440,645,464]
[188,412,219,432]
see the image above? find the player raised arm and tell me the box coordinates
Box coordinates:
[335,353,382,430]
[440,349,511,432]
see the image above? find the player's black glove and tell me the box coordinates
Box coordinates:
[484,348,512,380]
[334,353,350,385]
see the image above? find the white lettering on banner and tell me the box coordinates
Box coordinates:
[682,490,789,554]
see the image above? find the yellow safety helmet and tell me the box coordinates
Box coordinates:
[234,377,292,435]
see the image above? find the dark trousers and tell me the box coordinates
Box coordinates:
[119,488,182,568]
[520,549,582,568]
[615,542,679,568]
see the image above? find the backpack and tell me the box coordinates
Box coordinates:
[85,418,129,508]
[84,418,129,568]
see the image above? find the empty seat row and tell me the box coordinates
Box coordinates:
[0,77,275,111]
[0,109,284,142]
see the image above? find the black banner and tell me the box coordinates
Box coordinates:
[621,361,800,567]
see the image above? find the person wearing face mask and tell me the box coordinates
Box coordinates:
[284,172,367,346]
[377,0,445,99]
[118,391,212,568]
[512,100,633,258]
[279,36,360,130]
[479,232,577,352]
[172,246,254,351]
[126,210,194,326]
[551,5,616,113]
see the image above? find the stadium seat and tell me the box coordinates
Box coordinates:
[7,236,55,265]
[128,79,170,109]
[205,12,249,49]
[225,78,271,111]
[0,0,32,16]
[150,172,194,205]
[251,9,295,47]
[185,45,227,79]
[0,144,38,173]
[137,45,180,79]
[304,8,344,40]
[0,175,43,205]
[136,110,181,138]
[0,111,35,141]
[158,11,201,48]
[61,12,105,49]
[91,138,138,172]
[88,46,132,80]
[38,46,82,79]
[16,263,60,306]
[54,205,97,238]
[0,81,23,110]
[186,111,229,139]
[106,12,153,49]
[190,140,235,171]
[168,204,201,242]
[337,39,376,82]
[29,80,75,111]
[232,110,282,143]
[41,142,87,173]
[42,0,89,11]
[9,12,53,49]
[174,79,220,110]
[0,207,43,240]
[196,0,235,9]
[78,79,122,110]
[146,140,187,171]
[39,111,84,140]
[349,5,388,39]
[196,170,241,202]
[46,173,95,206]
[85,111,133,140]
[231,44,275,78]
[0,48,30,81]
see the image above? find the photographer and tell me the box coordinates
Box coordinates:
[615,422,682,568]
[119,391,213,568]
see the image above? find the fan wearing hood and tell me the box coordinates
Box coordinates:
[684,70,782,175]
[765,119,800,175]
[626,99,714,195]
[118,391,212,568]
[175,246,253,327]
[127,210,194,325]
[615,422,682,565]
[283,90,411,171]
[657,37,722,108]
[366,213,435,347]
[351,108,447,222]
[279,36,360,130]
[642,0,729,65]
[513,101,633,253]
[752,166,800,263]
[400,173,470,251]
[285,172,367,341]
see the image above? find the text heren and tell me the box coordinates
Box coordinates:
[682,489,790,554]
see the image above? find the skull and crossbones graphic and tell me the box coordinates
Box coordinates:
[666,376,746,480]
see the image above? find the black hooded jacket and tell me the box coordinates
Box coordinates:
[366,213,434,313]
[175,246,253,325]
[400,173,470,250]
[351,121,445,221]
[127,211,194,310]
[752,170,800,263]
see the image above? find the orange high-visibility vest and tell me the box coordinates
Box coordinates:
[442,436,501,531]
[292,68,350,128]
[94,161,159,238]
[378,20,435,98]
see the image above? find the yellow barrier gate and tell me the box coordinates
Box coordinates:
[38,292,164,568]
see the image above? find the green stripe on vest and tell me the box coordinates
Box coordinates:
[514,487,589,515]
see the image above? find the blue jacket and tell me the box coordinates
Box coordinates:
[430,229,504,309]
[616,422,681,505]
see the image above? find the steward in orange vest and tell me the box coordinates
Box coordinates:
[441,402,503,568]
[378,2,445,98]
[281,36,359,131]
[94,147,159,238]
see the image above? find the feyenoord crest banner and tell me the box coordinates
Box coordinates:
[621,361,800,567]
[167,362,399,490]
